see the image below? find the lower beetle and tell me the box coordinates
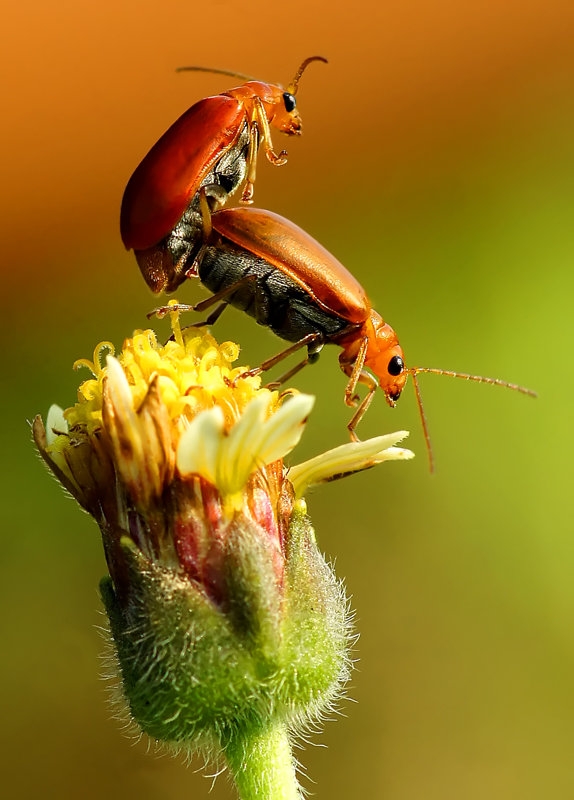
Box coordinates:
[152,207,536,469]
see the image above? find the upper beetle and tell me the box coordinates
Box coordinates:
[120,57,326,294]
[152,206,536,469]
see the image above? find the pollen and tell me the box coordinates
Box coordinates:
[59,304,271,444]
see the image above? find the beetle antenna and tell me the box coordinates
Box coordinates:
[410,367,537,398]
[408,366,536,472]
[287,56,328,95]
[409,370,435,473]
[176,65,256,82]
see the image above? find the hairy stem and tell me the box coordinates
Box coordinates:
[224,722,301,800]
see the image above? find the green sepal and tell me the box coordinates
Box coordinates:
[100,506,350,751]
[278,505,351,720]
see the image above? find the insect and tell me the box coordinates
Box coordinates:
[152,207,536,469]
[120,56,327,294]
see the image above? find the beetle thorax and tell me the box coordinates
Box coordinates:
[224,81,278,103]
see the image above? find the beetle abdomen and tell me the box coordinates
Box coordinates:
[199,244,349,343]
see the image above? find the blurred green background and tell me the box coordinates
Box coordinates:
[1,1,573,798]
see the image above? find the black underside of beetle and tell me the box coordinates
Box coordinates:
[199,243,352,345]
[164,123,252,273]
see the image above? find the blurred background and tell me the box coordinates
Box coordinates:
[1,1,573,797]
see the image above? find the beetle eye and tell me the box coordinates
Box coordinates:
[388,355,404,376]
[283,92,296,112]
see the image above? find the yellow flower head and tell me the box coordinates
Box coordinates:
[34,309,413,601]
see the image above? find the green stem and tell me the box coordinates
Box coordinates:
[224,721,301,800]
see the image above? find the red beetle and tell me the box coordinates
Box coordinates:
[152,207,536,469]
[120,57,326,294]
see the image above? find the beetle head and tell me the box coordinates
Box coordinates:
[225,80,303,136]
[269,55,327,135]
[267,55,329,135]
[267,84,304,135]
[220,57,326,136]
[363,311,408,406]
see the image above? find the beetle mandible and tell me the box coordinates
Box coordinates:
[120,56,326,294]
[151,207,536,469]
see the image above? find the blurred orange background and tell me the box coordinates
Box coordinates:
[1,1,573,798]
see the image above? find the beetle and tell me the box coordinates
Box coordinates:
[151,206,536,469]
[120,56,326,294]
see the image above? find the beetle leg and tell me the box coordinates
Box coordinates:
[177,301,227,329]
[147,273,259,321]
[341,337,369,408]
[183,188,215,277]
[254,97,289,166]
[241,98,288,203]
[264,345,323,389]
[340,339,379,440]
[241,121,260,203]
[263,361,308,391]
[172,245,197,279]
[234,334,323,384]
[147,302,195,320]
[345,374,378,442]
[199,187,213,239]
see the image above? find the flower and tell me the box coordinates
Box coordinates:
[33,309,413,795]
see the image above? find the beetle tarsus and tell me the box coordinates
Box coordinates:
[147,303,194,320]
[346,384,377,440]
[266,148,288,166]
[231,367,263,389]
[241,182,255,204]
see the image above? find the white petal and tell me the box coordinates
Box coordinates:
[176,393,317,497]
[383,447,416,461]
[46,405,68,444]
[256,394,315,465]
[105,355,136,418]
[176,406,225,485]
[217,394,272,492]
[217,393,314,495]
[289,431,414,498]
